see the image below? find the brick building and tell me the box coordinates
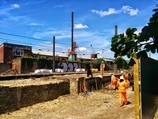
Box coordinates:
[0,43,32,63]
[0,42,114,74]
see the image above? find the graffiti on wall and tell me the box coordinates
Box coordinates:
[57,62,79,72]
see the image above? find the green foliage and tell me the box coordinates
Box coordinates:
[114,57,129,69]
[83,58,106,69]
[95,58,106,65]
[21,56,35,69]
[83,60,90,65]
[21,56,52,69]
[93,58,106,69]
[111,28,141,59]
[128,58,136,66]
[36,56,52,69]
[111,7,158,65]
[140,9,158,53]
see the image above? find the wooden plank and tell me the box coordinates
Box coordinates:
[134,58,140,119]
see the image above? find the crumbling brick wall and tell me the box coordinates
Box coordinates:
[0,81,70,114]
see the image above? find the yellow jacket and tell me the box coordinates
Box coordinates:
[117,81,127,93]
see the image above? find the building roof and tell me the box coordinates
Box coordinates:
[103,58,115,62]
[32,49,90,59]
[32,49,116,62]
[1,42,32,49]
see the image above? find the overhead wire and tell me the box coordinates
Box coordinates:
[0,31,108,53]
[0,32,49,42]
[0,31,71,46]
[0,37,53,49]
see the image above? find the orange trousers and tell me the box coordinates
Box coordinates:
[119,92,127,105]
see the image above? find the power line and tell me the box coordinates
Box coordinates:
[0,31,72,46]
[0,37,108,57]
[0,31,109,53]
[0,37,73,54]
[0,37,53,49]
[0,38,32,46]
[0,31,49,42]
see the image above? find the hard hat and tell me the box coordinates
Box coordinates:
[120,75,124,80]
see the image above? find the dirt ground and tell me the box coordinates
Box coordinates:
[0,87,135,119]
[0,73,157,119]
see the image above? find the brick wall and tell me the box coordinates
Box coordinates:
[0,74,115,114]
[4,47,12,63]
[0,63,11,73]
[12,58,21,74]
[0,80,70,114]
[0,45,4,63]
[0,43,32,64]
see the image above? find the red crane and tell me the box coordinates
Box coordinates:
[90,44,98,59]
[90,44,98,68]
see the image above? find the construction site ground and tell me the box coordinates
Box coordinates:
[0,73,157,119]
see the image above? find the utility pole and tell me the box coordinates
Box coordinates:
[114,25,118,74]
[53,36,55,72]
[71,12,74,52]
[115,25,118,35]
[68,12,77,61]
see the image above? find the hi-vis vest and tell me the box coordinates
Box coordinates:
[111,77,118,86]
[118,81,127,93]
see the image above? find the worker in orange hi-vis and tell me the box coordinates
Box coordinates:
[100,61,105,76]
[81,79,89,96]
[117,76,128,107]
[124,71,130,88]
[111,74,119,90]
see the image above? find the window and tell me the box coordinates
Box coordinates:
[12,48,24,56]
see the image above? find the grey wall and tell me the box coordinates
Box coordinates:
[140,58,158,119]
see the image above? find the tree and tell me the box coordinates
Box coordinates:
[94,58,106,70]
[95,58,106,65]
[140,7,158,54]
[83,58,106,69]
[111,6,158,66]
[111,28,141,59]
[114,57,129,69]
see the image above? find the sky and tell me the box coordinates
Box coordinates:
[0,0,158,60]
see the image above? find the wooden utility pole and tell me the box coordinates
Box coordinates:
[133,54,141,119]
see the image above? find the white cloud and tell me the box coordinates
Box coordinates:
[106,49,113,53]
[76,47,87,51]
[33,29,71,39]
[32,28,112,57]
[29,23,43,26]
[54,5,63,8]
[11,4,20,8]
[74,23,88,29]
[24,0,45,5]
[91,8,120,17]
[1,0,7,4]
[122,6,138,16]
[0,3,20,15]
[91,5,139,17]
